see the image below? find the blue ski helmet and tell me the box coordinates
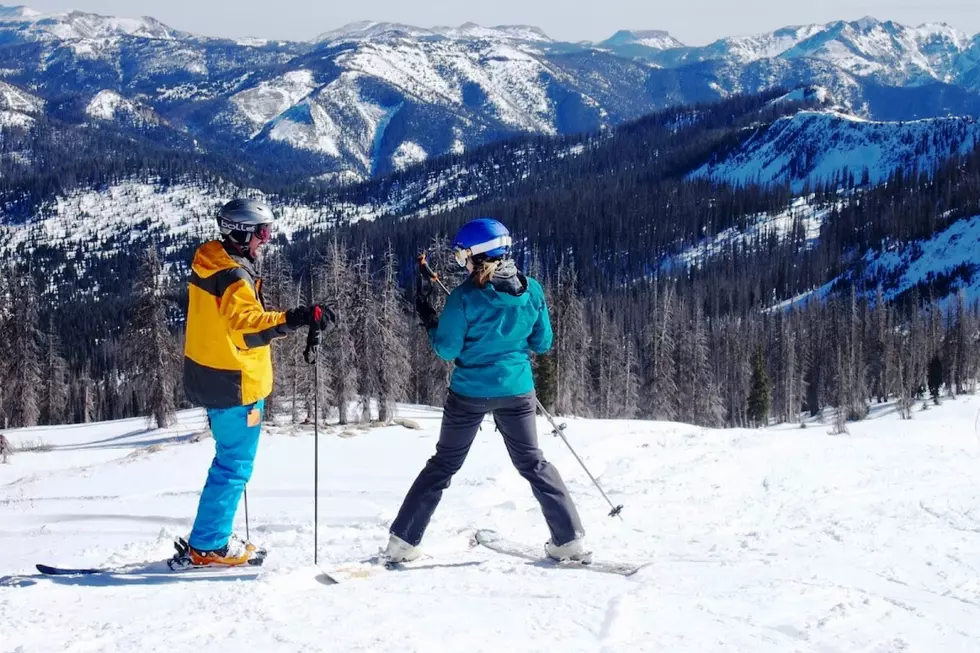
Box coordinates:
[452,218,512,268]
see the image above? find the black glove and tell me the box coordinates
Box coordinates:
[286,303,337,330]
[415,294,439,329]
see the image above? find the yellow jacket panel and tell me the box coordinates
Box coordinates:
[183,240,294,408]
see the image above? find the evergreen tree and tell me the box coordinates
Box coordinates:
[928,355,944,405]
[643,282,678,421]
[747,347,771,427]
[552,261,589,416]
[3,273,43,428]
[43,315,69,425]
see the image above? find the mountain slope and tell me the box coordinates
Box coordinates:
[692,107,980,191]
[0,79,42,127]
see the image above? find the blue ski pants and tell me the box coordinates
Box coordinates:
[188,400,264,551]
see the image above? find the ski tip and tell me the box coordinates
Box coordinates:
[315,572,340,585]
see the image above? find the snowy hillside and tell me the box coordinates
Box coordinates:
[0,181,333,264]
[3,397,980,650]
[775,212,980,310]
[0,164,496,265]
[664,197,830,270]
[692,110,980,192]
[0,79,42,127]
[85,90,164,127]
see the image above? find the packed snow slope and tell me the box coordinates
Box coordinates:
[2,397,980,651]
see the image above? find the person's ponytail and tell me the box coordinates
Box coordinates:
[473,259,502,288]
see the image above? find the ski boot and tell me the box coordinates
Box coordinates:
[545,536,594,564]
[168,535,266,570]
[379,534,422,566]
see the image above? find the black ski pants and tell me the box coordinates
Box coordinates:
[390,390,584,547]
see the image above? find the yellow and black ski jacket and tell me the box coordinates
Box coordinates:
[183,240,294,409]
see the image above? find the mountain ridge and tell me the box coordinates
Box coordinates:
[1,5,979,183]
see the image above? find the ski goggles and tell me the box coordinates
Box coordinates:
[254,223,274,243]
[453,235,513,268]
[220,218,274,243]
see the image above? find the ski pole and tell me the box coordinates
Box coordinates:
[304,273,323,566]
[244,486,250,541]
[415,251,624,520]
[536,403,624,519]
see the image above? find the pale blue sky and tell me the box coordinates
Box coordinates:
[17,0,980,44]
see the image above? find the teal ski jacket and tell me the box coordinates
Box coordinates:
[428,268,553,399]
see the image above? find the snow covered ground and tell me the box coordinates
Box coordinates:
[2,397,980,651]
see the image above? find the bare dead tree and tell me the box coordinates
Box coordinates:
[322,238,357,424]
[376,243,411,423]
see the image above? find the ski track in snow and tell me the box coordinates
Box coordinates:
[2,399,980,651]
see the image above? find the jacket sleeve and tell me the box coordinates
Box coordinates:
[528,281,554,354]
[429,287,467,362]
[218,278,292,349]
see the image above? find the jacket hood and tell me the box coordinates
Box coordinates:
[193,240,255,277]
[480,259,530,306]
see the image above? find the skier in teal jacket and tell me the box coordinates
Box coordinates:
[382,218,590,564]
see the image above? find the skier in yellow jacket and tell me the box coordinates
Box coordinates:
[172,199,334,569]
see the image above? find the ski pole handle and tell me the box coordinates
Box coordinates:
[303,322,320,364]
[418,252,438,282]
[417,251,451,295]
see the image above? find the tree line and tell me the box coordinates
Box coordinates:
[3,237,977,433]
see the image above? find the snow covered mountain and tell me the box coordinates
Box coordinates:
[599,30,685,51]
[316,21,551,45]
[1,6,979,183]
[646,17,978,86]
[692,101,980,192]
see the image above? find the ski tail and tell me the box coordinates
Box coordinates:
[36,564,105,576]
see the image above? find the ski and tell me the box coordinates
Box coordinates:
[315,554,428,585]
[36,564,105,576]
[36,538,267,577]
[35,557,265,577]
[474,529,645,576]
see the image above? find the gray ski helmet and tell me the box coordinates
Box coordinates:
[217,198,276,246]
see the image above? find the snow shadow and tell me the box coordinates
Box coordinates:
[56,429,203,452]
[387,561,484,572]
[30,571,263,588]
